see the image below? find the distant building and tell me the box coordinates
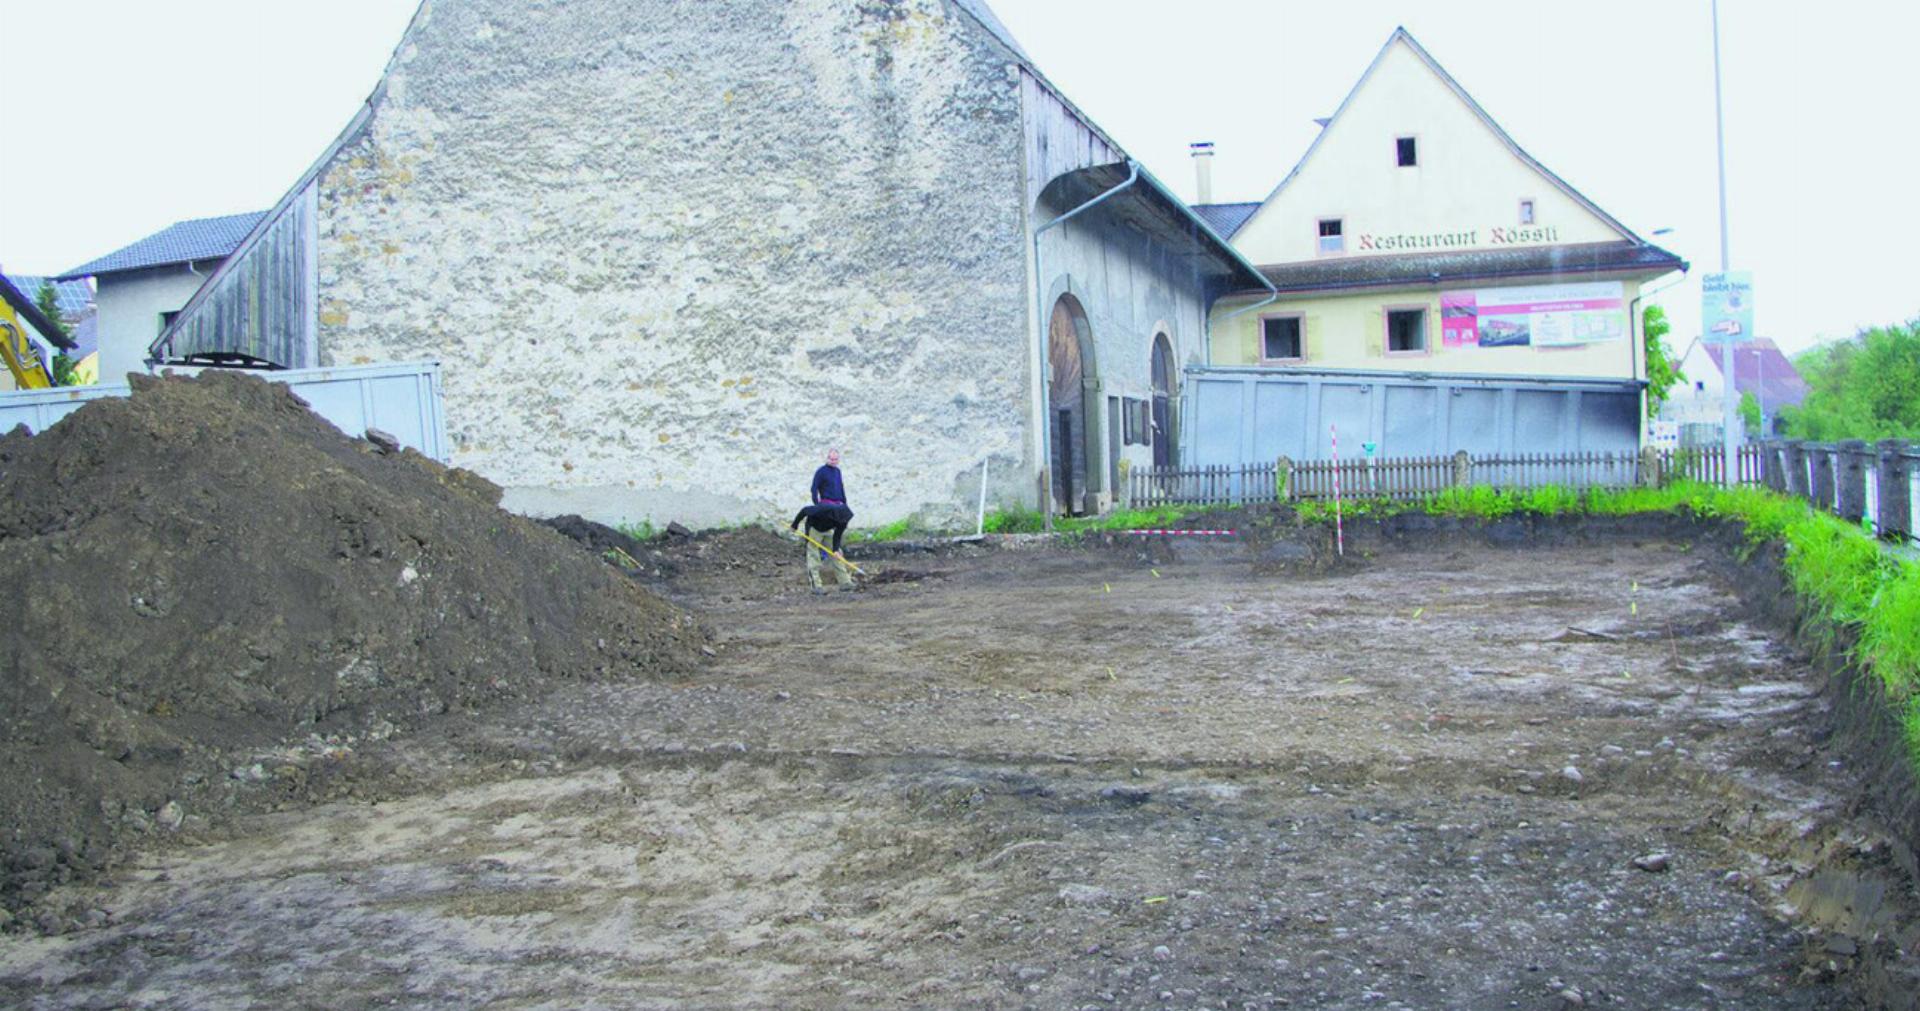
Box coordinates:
[57,212,265,384]
[3,274,97,366]
[1188,28,1684,466]
[1663,337,1807,440]
[2,274,91,319]
[0,273,77,390]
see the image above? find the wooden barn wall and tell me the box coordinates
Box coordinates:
[161,184,318,368]
[1021,70,1122,209]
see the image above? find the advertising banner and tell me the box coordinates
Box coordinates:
[1440,281,1627,348]
[1702,271,1754,343]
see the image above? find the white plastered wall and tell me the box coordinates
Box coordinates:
[1233,40,1626,267]
[94,266,208,385]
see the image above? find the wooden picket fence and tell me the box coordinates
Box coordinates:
[1289,454,1459,501]
[1121,441,1919,544]
[1126,446,1765,509]
[1127,462,1286,507]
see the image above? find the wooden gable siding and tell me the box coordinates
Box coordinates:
[154,183,318,369]
[1021,69,1122,210]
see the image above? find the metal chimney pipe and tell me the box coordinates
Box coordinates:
[1189,142,1215,205]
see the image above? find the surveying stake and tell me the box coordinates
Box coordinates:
[1330,423,1345,557]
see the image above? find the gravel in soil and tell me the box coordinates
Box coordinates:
[2,519,1917,1008]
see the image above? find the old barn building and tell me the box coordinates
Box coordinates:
[150,0,1264,526]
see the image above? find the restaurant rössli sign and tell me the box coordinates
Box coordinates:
[1356,225,1560,253]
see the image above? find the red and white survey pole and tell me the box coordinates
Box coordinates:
[1330,423,1345,557]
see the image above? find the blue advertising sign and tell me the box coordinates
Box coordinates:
[1702,271,1754,343]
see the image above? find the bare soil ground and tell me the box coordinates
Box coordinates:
[0,373,700,920]
[4,527,1918,1009]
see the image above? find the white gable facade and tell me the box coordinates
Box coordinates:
[1212,30,1679,380]
[1185,29,1685,467]
[1232,40,1626,266]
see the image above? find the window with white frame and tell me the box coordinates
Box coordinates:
[1519,198,1536,225]
[1396,136,1417,167]
[1317,218,1344,255]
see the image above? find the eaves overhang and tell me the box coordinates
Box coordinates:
[1219,241,1687,298]
[1040,161,1271,293]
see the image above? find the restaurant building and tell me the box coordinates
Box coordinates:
[1189,28,1685,466]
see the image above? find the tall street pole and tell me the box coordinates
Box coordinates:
[1713,0,1737,483]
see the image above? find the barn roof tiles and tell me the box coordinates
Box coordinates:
[1192,203,1260,239]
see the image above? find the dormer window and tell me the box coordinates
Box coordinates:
[1317,218,1344,255]
[1396,136,1417,167]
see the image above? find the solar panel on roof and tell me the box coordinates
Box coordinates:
[2,275,91,316]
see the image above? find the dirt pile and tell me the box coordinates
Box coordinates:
[540,518,831,603]
[0,371,702,922]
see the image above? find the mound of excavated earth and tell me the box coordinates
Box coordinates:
[0,371,702,923]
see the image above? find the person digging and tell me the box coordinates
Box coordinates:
[791,448,856,593]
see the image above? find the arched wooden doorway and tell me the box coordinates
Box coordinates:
[1150,333,1175,468]
[1047,295,1094,514]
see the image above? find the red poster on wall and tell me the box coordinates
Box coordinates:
[1441,292,1478,347]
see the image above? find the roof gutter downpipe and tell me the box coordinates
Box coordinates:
[1206,270,1279,365]
[1030,160,1140,530]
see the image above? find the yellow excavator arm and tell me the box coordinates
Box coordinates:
[1,317,54,389]
[0,274,73,390]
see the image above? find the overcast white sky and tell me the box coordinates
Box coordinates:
[8,0,1917,357]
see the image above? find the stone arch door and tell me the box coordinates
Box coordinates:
[1151,333,1175,468]
[1048,295,1093,514]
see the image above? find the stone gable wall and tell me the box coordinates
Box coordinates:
[316,0,1032,527]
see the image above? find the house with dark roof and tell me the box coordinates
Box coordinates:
[0,273,76,390]
[140,0,1265,525]
[1188,28,1685,466]
[1664,337,1807,439]
[57,211,265,384]
[3,274,98,364]
[2,274,91,319]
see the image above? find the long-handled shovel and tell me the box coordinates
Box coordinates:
[792,528,865,576]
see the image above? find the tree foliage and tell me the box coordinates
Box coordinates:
[32,282,79,387]
[32,283,71,341]
[1738,391,1762,436]
[1642,304,1684,418]
[1776,318,1920,440]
